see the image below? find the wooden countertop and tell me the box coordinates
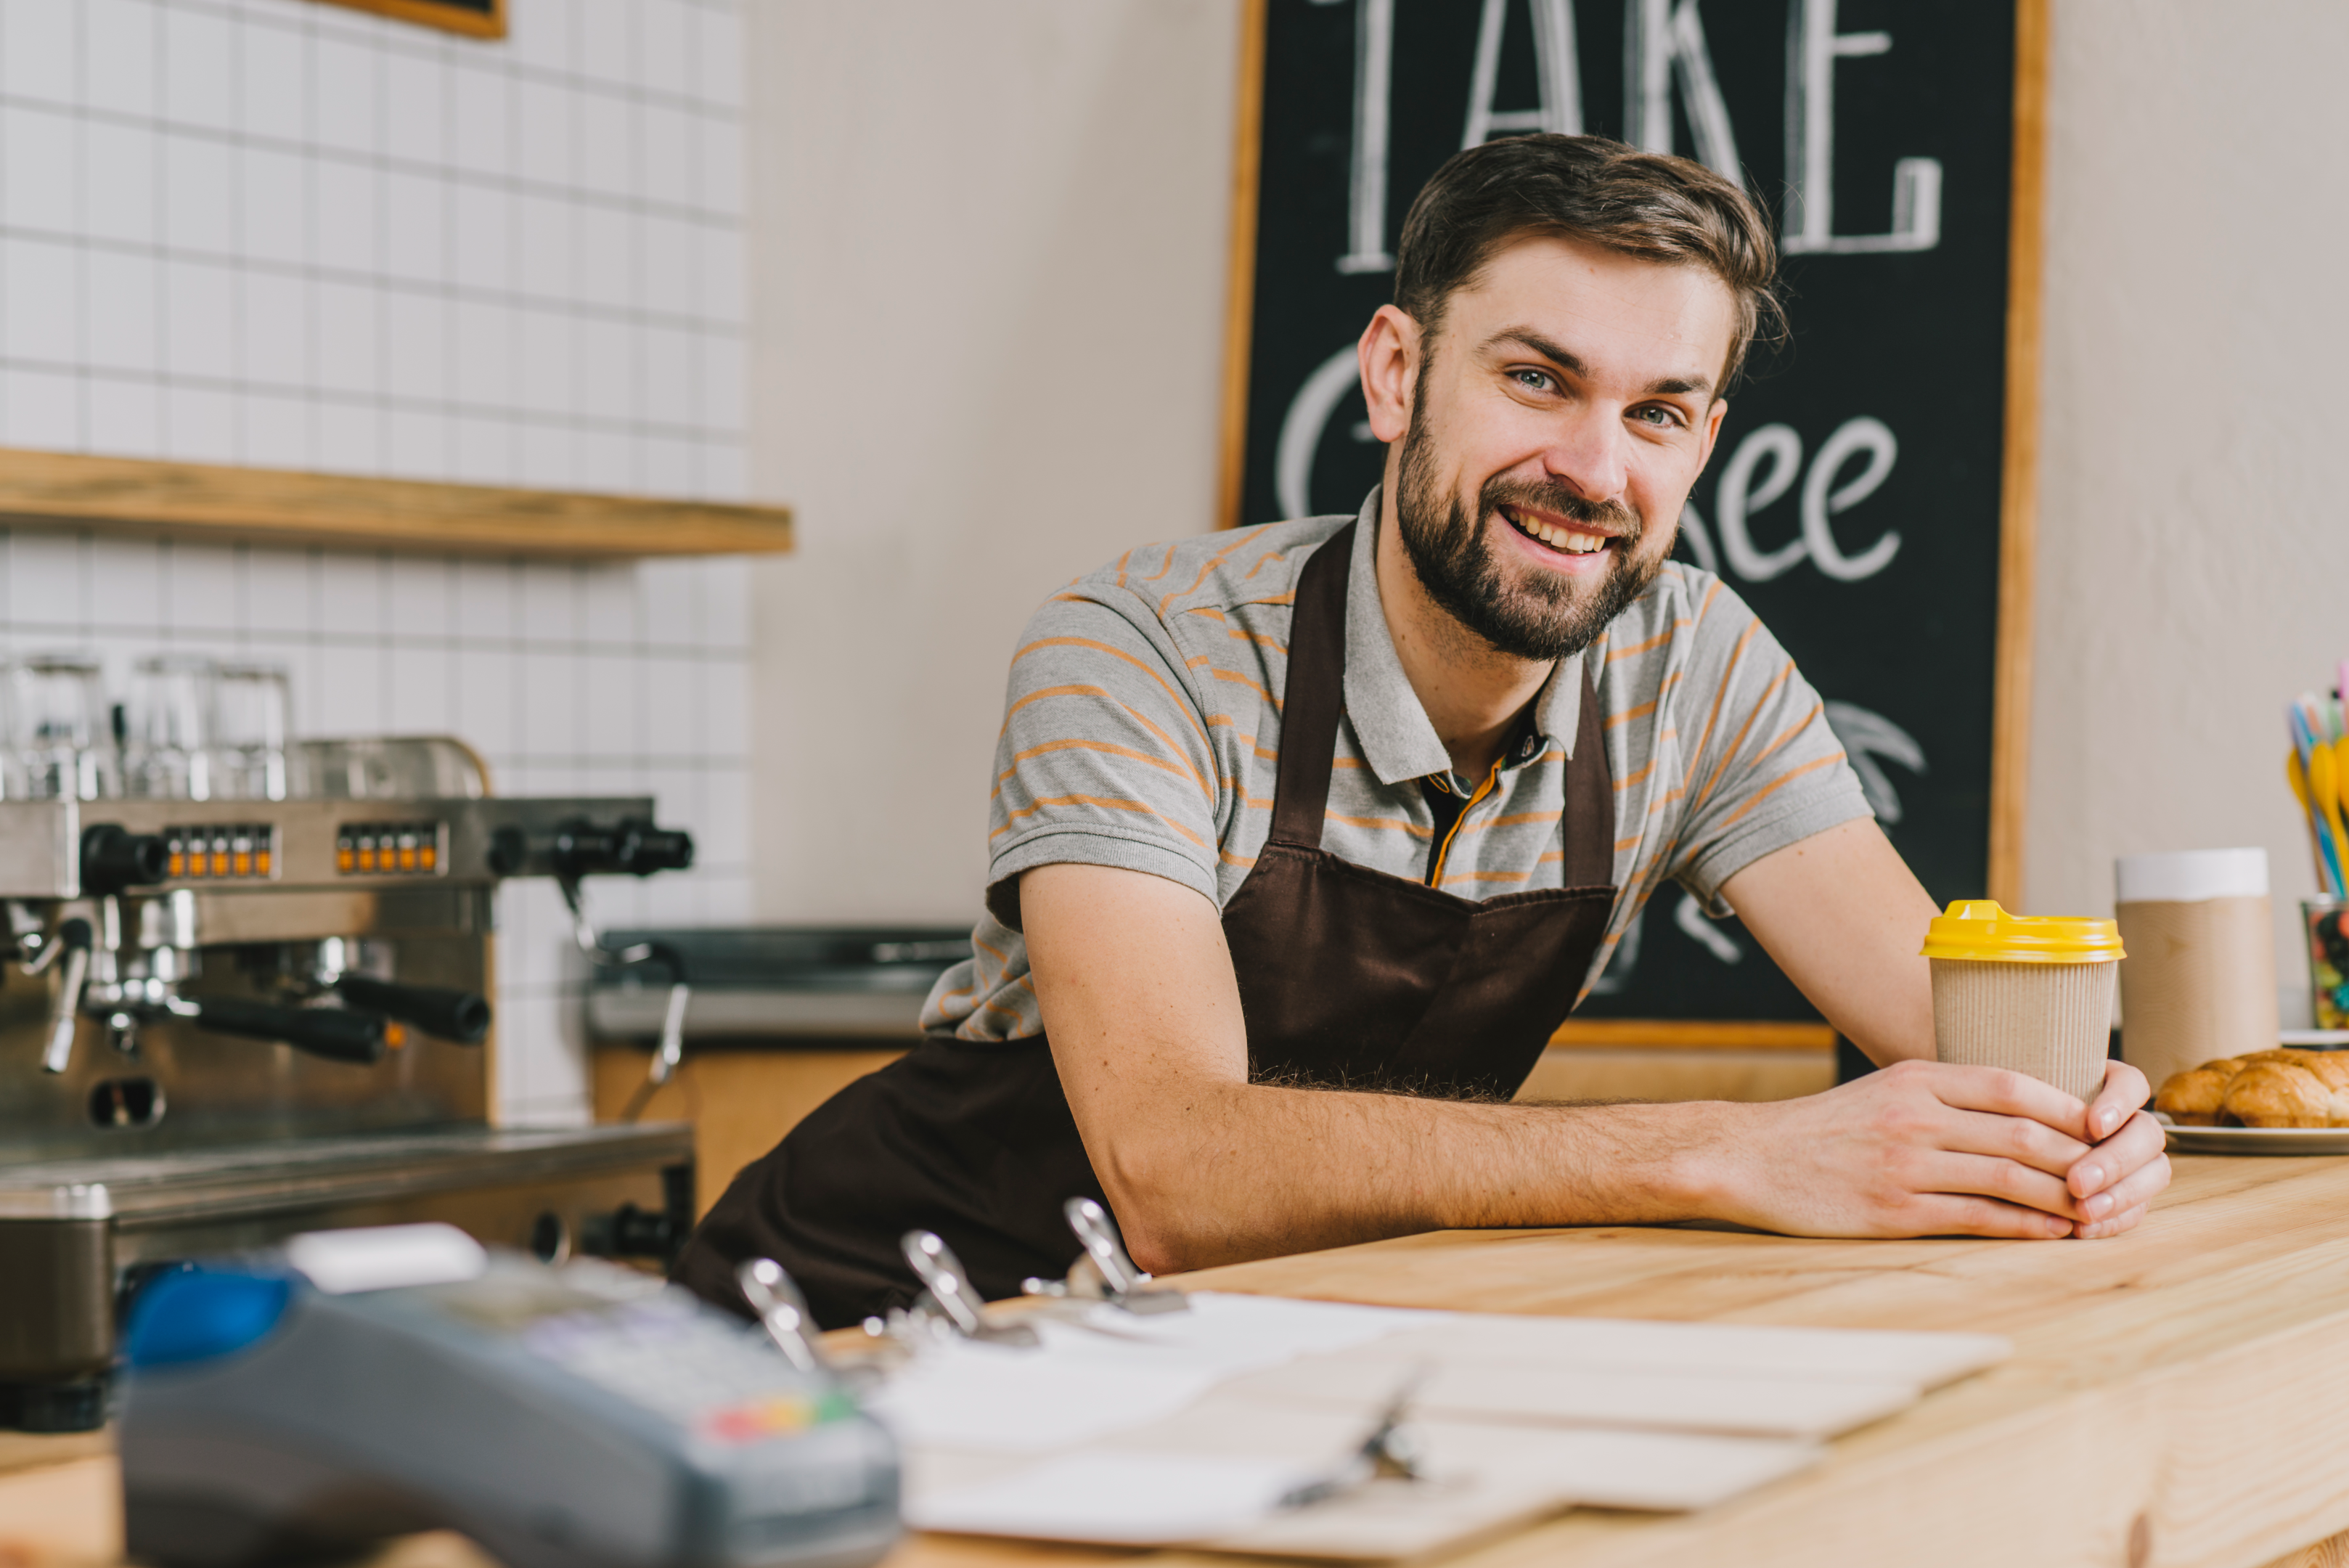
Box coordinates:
[8,1154,2349,1568]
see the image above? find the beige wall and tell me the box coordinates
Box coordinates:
[743,0,1243,923]
[2025,0,2349,1018]
[745,0,2349,1024]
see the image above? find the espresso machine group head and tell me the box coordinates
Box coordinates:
[0,768,700,1432]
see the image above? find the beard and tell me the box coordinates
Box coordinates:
[1392,404,1667,662]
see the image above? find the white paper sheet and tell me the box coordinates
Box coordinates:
[875,1290,2006,1559]
[910,1453,1319,1543]
[866,1291,1447,1453]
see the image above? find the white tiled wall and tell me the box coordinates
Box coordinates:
[0,0,752,1125]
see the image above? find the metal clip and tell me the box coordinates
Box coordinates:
[1064,1197,1188,1315]
[899,1230,1038,1347]
[1277,1364,1428,1510]
[736,1257,825,1374]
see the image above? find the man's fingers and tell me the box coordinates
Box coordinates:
[1908,1060,2094,1140]
[2085,1058,2153,1140]
[1896,1191,2074,1240]
[2074,1201,2150,1241]
[2075,1151,2171,1225]
[1910,1151,2082,1220]
[2069,1110,2168,1199]
[1939,1104,2093,1179]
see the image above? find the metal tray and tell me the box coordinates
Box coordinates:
[2154,1114,2349,1156]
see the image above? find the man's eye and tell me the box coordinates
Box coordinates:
[1511,369,1554,393]
[1632,405,1682,428]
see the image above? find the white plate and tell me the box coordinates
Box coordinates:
[2154,1114,2349,1155]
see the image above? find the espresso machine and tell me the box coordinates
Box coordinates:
[0,742,700,1432]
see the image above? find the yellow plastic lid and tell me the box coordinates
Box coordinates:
[1918,899,2126,963]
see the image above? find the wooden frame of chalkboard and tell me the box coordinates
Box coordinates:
[1217,0,2050,1044]
[308,0,506,41]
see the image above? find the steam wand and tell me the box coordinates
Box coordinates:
[555,873,691,1103]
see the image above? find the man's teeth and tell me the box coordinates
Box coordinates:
[1505,507,1607,555]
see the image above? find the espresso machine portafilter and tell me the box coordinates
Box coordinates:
[0,769,699,1433]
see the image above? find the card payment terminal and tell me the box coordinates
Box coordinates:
[118,1226,899,1568]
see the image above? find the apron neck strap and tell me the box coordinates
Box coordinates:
[1266,523,1353,847]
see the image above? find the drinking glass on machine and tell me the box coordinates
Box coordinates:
[124,653,222,801]
[215,663,293,801]
[12,656,116,800]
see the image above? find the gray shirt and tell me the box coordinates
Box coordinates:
[923,491,1871,1041]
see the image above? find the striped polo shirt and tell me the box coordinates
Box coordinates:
[921,489,1871,1042]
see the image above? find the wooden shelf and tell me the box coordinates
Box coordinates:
[1547,1019,1837,1052]
[0,449,793,558]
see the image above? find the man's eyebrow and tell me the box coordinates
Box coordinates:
[1480,328,1586,378]
[1479,327,1716,400]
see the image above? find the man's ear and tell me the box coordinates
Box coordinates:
[1694,396,1729,473]
[1357,305,1421,445]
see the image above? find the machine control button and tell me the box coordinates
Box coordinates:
[336,822,445,877]
[166,824,275,881]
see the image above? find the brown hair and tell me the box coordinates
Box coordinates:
[1393,134,1784,390]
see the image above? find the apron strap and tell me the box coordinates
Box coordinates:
[1266,523,1354,848]
[1561,656,1615,888]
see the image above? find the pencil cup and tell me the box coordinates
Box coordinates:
[2113,849,2278,1093]
[1921,901,2126,1103]
[2306,902,2349,1032]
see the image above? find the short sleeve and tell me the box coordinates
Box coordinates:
[981,587,1226,931]
[1660,587,1874,912]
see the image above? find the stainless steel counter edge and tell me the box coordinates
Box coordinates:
[0,1124,695,1222]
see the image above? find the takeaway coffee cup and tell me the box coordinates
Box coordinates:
[2112,848,2278,1094]
[1920,901,2126,1103]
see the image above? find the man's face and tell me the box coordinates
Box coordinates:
[1388,234,1736,661]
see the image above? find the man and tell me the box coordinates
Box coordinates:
[679,135,2169,1329]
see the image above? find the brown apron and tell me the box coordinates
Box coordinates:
[676,523,1618,1328]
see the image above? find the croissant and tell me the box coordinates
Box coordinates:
[2154,1066,2234,1126]
[2156,1050,2349,1129]
[2219,1063,2334,1128]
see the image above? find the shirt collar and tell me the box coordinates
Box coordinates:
[1339,488,1583,787]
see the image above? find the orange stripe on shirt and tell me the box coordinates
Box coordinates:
[1441,868,1532,884]
[1011,737,1213,805]
[1458,809,1562,834]
[1155,533,1257,615]
[1211,666,1280,710]
[1688,662,1792,815]
[1006,682,1205,786]
[990,793,1211,851]
[1012,637,1209,749]
[1605,621,1688,662]
[1605,671,1679,730]
[1741,699,1825,775]
[1714,751,1849,830]
[1678,620,1760,793]
[1325,811,1433,838]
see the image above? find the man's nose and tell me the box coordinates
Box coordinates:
[1540,409,1630,505]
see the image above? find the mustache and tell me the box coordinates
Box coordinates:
[1481,479,1641,541]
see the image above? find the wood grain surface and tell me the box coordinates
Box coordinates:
[11,1156,2349,1567]
[1988,0,2051,909]
[0,449,793,558]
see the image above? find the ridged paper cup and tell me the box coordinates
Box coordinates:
[1921,901,2127,1104]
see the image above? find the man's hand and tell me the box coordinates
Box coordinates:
[1723,822,2172,1239]
[2070,1058,2169,1238]
[1696,1057,2167,1240]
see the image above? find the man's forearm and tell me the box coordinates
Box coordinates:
[1073,1063,1729,1274]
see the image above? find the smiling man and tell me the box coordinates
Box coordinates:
[678,135,2171,1328]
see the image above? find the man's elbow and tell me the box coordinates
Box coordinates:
[1092,1136,1212,1279]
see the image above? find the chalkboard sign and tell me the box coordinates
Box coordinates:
[312,0,504,40]
[1220,0,2045,1027]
